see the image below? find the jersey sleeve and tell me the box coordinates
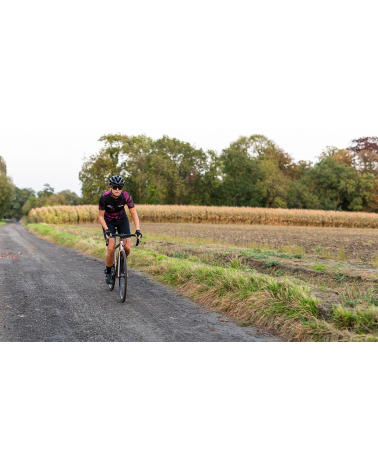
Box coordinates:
[99,194,106,211]
[124,191,135,209]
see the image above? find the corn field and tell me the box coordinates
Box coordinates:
[28,204,378,228]
[28,205,98,224]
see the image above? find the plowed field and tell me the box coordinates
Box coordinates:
[134,223,378,263]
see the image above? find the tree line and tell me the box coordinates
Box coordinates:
[79,134,378,212]
[1,134,378,220]
[0,157,81,220]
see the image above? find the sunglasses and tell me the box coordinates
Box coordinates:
[111,185,123,190]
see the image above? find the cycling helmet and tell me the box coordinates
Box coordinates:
[109,175,125,187]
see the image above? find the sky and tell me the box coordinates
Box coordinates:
[1,0,377,196]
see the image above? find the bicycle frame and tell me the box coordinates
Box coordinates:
[113,237,125,279]
[107,233,140,278]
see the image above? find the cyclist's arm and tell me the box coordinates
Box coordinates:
[129,207,140,234]
[99,210,108,231]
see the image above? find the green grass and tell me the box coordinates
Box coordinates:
[265,260,280,267]
[27,223,106,259]
[26,223,378,342]
[313,264,327,272]
[0,220,6,226]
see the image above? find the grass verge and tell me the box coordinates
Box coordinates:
[27,223,378,342]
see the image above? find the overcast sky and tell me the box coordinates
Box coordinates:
[1,0,377,195]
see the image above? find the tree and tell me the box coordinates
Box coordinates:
[347,137,378,155]
[21,185,80,215]
[76,132,378,212]
[305,157,375,211]
[0,155,7,174]
[37,183,55,198]
[286,180,321,209]
[219,139,262,207]
[219,135,292,207]
[191,150,222,206]
[0,175,13,219]
[79,134,144,204]
[3,187,35,219]
[333,149,355,167]
[317,146,339,161]
[254,158,288,208]
[147,136,209,204]
[0,156,14,219]
[354,150,378,176]
[79,134,221,206]
[267,146,303,180]
[22,193,68,214]
[57,190,82,205]
[79,151,124,204]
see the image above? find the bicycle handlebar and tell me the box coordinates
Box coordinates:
[109,233,142,246]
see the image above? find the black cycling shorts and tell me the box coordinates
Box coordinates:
[103,216,131,240]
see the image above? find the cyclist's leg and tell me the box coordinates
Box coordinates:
[124,238,131,257]
[104,220,116,268]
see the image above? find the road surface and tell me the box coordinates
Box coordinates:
[0,223,278,342]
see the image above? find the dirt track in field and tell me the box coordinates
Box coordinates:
[0,223,278,342]
[135,222,378,262]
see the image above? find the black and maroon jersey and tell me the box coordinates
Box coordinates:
[98,190,135,221]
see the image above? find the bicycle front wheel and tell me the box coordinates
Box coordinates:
[108,265,115,291]
[119,251,127,302]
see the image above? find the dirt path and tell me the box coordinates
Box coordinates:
[0,223,278,342]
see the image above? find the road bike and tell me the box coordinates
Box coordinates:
[105,233,141,302]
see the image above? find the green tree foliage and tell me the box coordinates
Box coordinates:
[0,156,14,219]
[78,134,378,213]
[79,140,126,204]
[38,183,55,198]
[218,135,303,207]
[304,157,375,211]
[0,155,7,174]
[57,189,82,205]
[254,158,289,208]
[21,185,81,214]
[3,187,35,219]
[147,136,209,204]
[79,134,221,205]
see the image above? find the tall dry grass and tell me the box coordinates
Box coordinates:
[28,204,378,228]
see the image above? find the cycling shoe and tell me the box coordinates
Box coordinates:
[105,272,115,284]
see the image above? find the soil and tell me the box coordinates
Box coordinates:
[136,222,378,262]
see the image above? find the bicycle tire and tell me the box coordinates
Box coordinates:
[107,265,115,291]
[119,251,127,302]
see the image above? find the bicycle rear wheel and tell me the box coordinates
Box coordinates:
[119,251,127,302]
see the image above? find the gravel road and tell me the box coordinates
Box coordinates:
[0,223,278,342]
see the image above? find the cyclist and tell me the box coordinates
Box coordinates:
[99,175,142,284]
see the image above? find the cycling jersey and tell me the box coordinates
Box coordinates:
[99,190,135,221]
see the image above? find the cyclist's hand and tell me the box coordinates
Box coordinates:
[135,229,142,240]
[104,229,112,240]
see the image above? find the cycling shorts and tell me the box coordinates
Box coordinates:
[103,216,131,240]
